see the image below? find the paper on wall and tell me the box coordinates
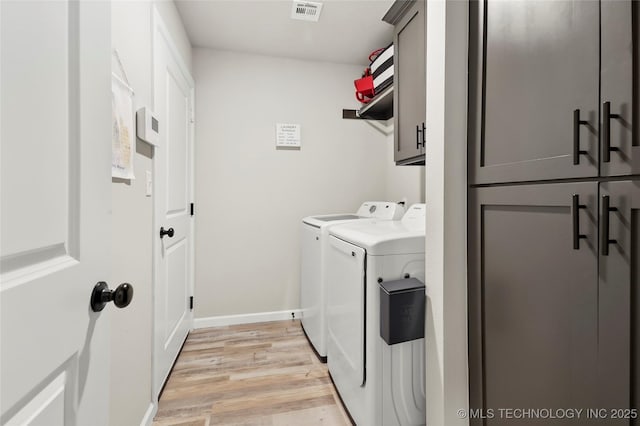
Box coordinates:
[112,74,135,179]
[276,123,301,147]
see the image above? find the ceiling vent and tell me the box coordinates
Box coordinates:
[291,1,323,22]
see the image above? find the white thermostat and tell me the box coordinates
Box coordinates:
[136,107,159,146]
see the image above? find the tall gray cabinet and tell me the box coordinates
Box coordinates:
[599,180,640,415]
[468,1,639,423]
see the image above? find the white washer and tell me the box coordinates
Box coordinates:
[326,204,427,426]
[300,201,405,361]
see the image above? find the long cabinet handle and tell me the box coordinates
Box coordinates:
[602,102,621,163]
[421,122,426,149]
[416,125,422,150]
[601,195,618,256]
[572,194,587,250]
[573,109,589,165]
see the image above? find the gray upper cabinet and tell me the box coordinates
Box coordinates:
[469,0,600,184]
[386,0,426,165]
[598,180,640,416]
[601,2,639,177]
[468,182,600,424]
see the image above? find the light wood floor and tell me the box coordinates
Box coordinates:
[153,320,351,426]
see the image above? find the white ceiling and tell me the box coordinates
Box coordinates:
[174,0,395,65]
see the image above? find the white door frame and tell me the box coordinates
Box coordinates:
[151,5,195,405]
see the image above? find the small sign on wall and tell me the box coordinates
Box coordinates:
[276,123,301,148]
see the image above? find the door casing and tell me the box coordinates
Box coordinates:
[151,5,195,403]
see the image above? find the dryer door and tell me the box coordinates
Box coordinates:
[327,236,366,387]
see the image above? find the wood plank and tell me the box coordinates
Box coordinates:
[153,320,351,426]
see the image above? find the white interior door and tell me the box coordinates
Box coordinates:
[1,1,112,425]
[152,9,195,398]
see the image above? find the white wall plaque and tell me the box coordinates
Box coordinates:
[276,123,301,148]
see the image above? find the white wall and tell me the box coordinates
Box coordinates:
[193,48,421,319]
[154,0,192,70]
[110,1,191,425]
[384,133,425,206]
[424,0,469,425]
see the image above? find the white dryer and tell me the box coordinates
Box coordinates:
[326,204,427,426]
[300,201,405,361]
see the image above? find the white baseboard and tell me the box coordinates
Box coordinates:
[140,402,156,426]
[193,309,302,329]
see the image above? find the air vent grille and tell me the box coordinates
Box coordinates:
[291,1,323,22]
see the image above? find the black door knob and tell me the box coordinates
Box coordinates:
[91,282,134,312]
[160,227,174,239]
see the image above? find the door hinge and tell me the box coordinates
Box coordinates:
[189,296,194,311]
[190,203,194,216]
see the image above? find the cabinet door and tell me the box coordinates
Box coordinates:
[469,0,599,184]
[394,0,425,164]
[598,180,640,420]
[601,1,639,177]
[469,182,599,425]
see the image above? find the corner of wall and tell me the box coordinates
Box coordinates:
[384,130,425,207]
[424,0,470,425]
[153,0,193,73]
